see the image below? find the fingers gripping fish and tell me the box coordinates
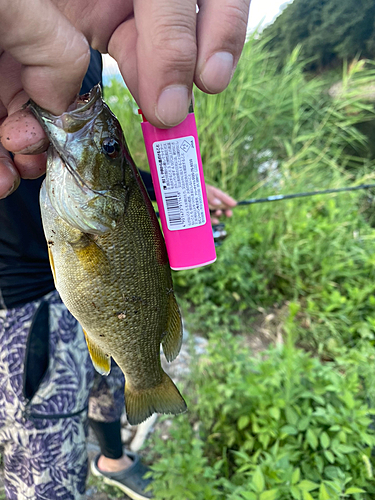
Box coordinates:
[29,85,187,425]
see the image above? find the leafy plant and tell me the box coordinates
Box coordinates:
[104,39,375,500]
[147,311,375,499]
[86,473,124,499]
[145,419,223,500]
[105,40,375,351]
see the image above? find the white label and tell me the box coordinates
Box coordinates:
[153,136,206,231]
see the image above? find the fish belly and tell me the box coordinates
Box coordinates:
[40,180,187,424]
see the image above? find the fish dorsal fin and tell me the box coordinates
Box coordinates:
[162,292,183,362]
[125,371,187,425]
[82,329,111,375]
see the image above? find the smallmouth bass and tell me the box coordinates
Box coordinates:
[29,85,187,425]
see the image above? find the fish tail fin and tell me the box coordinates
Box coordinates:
[162,292,183,362]
[125,371,187,425]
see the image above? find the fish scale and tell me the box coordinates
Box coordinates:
[31,85,187,425]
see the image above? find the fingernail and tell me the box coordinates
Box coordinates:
[156,86,189,127]
[14,138,49,155]
[0,175,20,199]
[212,198,222,206]
[200,52,234,94]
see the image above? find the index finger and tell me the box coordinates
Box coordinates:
[195,0,250,94]
[207,185,237,210]
[133,0,197,127]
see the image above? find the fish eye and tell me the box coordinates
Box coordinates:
[102,138,120,159]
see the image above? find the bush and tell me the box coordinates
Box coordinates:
[173,190,375,349]
[105,41,375,350]
[103,39,375,500]
[147,314,375,499]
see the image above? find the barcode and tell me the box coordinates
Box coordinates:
[165,192,183,226]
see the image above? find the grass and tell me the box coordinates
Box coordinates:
[104,36,375,355]
[104,38,375,497]
[86,473,124,499]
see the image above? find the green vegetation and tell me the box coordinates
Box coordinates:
[86,473,123,499]
[105,34,375,499]
[262,0,375,70]
[147,323,375,500]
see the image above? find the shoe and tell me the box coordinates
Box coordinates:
[90,450,153,500]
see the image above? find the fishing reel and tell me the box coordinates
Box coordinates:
[212,223,227,246]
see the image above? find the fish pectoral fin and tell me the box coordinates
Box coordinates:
[70,235,111,275]
[82,329,111,376]
[162,292,183,362]
[125,371,187,426]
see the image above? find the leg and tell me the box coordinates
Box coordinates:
[2,415,88,500]
[0,291,94,499]
[88,366,153,499]
[88,362,132,470]
[89,419,133,471]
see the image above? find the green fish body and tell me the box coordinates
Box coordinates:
[30,85,187,425]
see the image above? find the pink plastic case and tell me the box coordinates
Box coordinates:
[140,111,216,270]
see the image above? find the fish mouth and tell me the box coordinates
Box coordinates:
[28,84,103,134]
[28,85,106,196]
[29,85,126,234]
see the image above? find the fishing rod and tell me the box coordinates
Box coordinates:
[212,183,375,246]
[158,182,375,245]
[237,183,375,206]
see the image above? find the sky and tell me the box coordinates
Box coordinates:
[103,0,293,77]
[248,0,293,32]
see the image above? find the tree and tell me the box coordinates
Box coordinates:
[263,0,375,70]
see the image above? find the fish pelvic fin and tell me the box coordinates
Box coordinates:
[47,247,57,286]
[162,292,183,362]
[125,371,187,426]
[82,329,111,376]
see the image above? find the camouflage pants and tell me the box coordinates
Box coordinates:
[0,291,125,500]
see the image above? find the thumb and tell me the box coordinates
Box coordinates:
[0,0,90,115]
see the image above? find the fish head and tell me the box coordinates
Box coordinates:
[30,85,128,234]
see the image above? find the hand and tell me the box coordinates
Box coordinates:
[0,0,251,199]
[206,184,237,224]
[0,0,90,198]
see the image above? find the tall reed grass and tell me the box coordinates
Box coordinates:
[105,36,375,350]
[106,36,375,201]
